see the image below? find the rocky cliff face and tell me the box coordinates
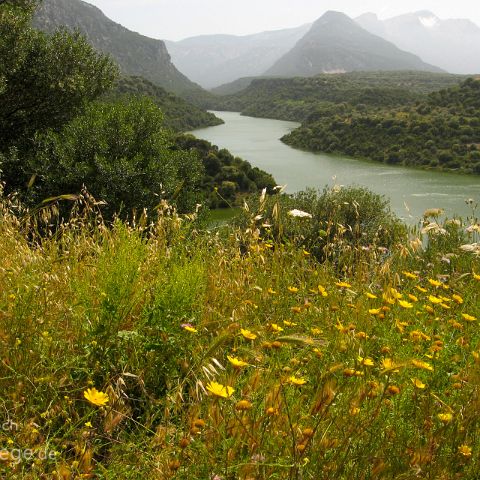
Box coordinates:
[33,0,202,94]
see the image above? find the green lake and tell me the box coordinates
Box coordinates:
[193,111,480,223]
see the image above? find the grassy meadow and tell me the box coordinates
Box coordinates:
[0,187,479,479]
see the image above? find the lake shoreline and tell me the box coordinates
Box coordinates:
[192,111,480,223]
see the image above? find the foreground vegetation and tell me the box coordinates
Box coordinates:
[0,185,479,479]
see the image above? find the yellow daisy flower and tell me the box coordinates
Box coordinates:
[227,356,249,368]
[240,328,257,340]
[411,378,426,389]
[84,388,109,407]
[458,444,472,457]
[398,300,413,309]
[287,375,307,386]
[411,359,433,371]
[206,381,235,399]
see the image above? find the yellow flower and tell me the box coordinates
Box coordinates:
[336,281,351,288]
[369,308,382,315]
[287,375,307,386]
[288,286,299,293]
[311,327,323,335]
[402,271,418,280]
[349,406,360,416]
[458,444,472,457]
[84,388,109,407]
[235,399,253,411]
[411,359,433,371]
[388,288,403,299]
[302,250,311,256]
[428,295,443,304]
[270,323,284,333]
[411,378,426,389]
[365,292,377,299]
[386,385,401,396]
[416,286,428,293]
[206,381,234,398]
[84,421,93,428]
[398,300,413,309]
[283,320,297,326]
[408,294,418,302]
[462,313,477,322]
[358,356,374,367]
[473,272,480,281]
[382,294,396,305]
[267,288,277,295]
[227,355,249,368]
[318,285,328,297]
[240,328,257,340]
[410,330,431,342]
[428,278,442,287]
[452,294,463,304]
[437,413,453,423]
[183,326,198,333]
[381,358,400,373]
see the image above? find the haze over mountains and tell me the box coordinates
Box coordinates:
[33,0,203,94]
[356,11,480,75]
[265,11,441,77]
[165,24,311,89]
[32,0,479,96]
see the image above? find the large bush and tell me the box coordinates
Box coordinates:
[34,98,204,217]
[0,0,118,191]
[241,185,406,262]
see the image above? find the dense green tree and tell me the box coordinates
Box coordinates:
[33,98,204,217]
[0,1,118,164]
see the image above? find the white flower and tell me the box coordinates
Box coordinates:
[460,243,480,254]
[421,222,447,235]
[288,209,312,219]
[466,224,480,233]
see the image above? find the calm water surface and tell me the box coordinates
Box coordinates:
[193,111,480,223]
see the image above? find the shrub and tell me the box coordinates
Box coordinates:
[34,97,204,218]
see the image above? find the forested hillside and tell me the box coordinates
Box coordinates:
[211,72,465,122]
[105,76,223,131]
[283,78,480,173]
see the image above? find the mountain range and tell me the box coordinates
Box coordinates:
[356,11,480,74]
[33,0,203,95]
[164,24,311,89]
[32,1,479,97]
[265,11,441,77]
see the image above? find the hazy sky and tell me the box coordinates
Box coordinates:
[85,0,480,41]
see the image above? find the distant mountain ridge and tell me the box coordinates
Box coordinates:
[165,24,311,89]
[266,11,442,77]
[33,0,203,94]
[356,11,480,74]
